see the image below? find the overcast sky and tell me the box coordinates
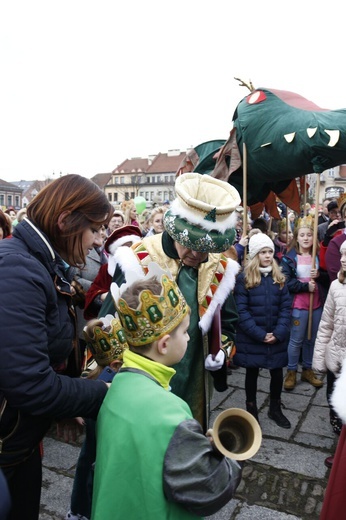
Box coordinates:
[1,0,345,183]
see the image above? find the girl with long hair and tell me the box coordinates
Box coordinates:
[233,233,292,428]
[281,215,324,391]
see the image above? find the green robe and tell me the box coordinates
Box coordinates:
[91,351,241,520]
[99,232,238,428]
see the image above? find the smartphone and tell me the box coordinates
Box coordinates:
[97,366,116,383]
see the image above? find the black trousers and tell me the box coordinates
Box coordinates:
[2,444,42,520]
[245,367,283,402]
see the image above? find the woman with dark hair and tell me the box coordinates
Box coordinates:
[0,209,12,239]
[0,174,112,520]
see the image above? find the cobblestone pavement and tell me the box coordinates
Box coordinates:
[39,367,335,520]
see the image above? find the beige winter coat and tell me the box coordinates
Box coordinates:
[313,278,346,374]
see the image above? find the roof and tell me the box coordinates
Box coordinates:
[11,180,35,190]
[146,151,186,174]
[90,173,112,190]
[112,158,149,174]
[0,179,23,192]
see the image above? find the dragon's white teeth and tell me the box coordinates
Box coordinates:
[325,130,340,147]
[307,127,317,138]
[284,132,295,143]
[265,128,339,147]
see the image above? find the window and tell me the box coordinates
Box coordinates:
[114,192,118,202]
[328,168,335,178]
[7,196,12,206]
[120,177,124,184]
[108,193,112,202]
[15,196,20,207]
[0,195,4,206]
[115,177,119,184]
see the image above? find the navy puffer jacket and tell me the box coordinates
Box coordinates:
[233,271,292,369]
[0,219,107,466]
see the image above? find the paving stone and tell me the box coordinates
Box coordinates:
[42,437,81,472]
[234,503,301,519]
[294,431,336,450]
[300,405,335,438]
[41,466,75,518]
[252,438,328,479]
[39,365,332,519]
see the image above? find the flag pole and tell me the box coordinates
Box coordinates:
[242,143,247,236]
[307,173,320,339]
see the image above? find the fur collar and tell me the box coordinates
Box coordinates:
[331,359,346,424]
[107,246,144,278]
[199,257,240,334]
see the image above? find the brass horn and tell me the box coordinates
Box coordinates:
[208,408,262,461]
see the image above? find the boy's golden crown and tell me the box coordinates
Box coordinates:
[111,265,189,347]
[83,316,129,365]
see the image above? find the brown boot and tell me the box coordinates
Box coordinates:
[301,368,323,388]
[284,370,297,390]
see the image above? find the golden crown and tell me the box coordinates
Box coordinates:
[83,315,129,366]
[111,264,189,347]
[278,218,288,232]
[295,214,314,233]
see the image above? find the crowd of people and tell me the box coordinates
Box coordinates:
[1,177,346,520]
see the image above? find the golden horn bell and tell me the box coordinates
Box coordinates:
[209,408,262,461]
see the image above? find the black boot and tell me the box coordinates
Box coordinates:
[246,401,259,422]
[268,399,291,429]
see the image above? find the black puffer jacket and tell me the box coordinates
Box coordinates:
[0,219,107,466]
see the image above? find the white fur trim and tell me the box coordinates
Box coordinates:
[169,198,238,234]
[199,257,240,335]
[108,235,141,256]
[331,359,346,424]
[107,246,144,278]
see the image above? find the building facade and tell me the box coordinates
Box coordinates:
[99,150,186,208]
[307,165,346,205]
[4,157,346,214]
[0,179,23,210]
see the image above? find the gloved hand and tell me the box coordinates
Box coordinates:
[204,350,225,371]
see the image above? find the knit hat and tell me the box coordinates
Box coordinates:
[248,233,274,259]
[163,172,241,253]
